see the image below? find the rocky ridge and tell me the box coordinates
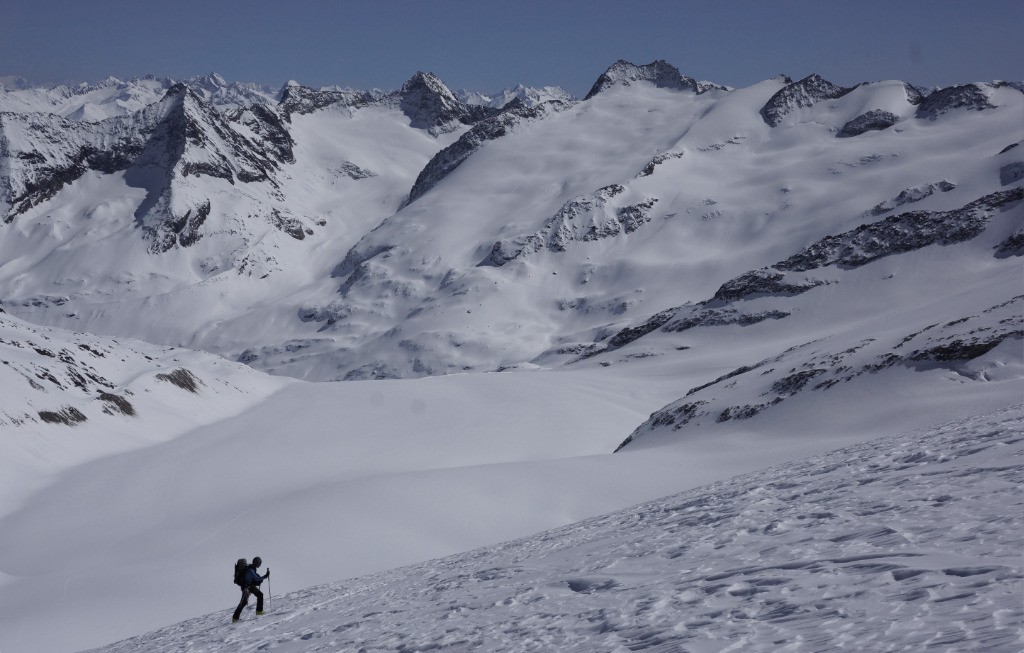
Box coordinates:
[759,73,853,127]
[584,60,702,99]
[599,188,1022,358]
[407,97,572,205]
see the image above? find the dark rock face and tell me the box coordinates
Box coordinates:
[408,98,569,204]
[151,199,211,252]
[618,199,659,233]
[994,229,1024,258]
[398,72,497,136]
[770,369,827,396]
[711,269,826,302]
[776,189,1022,271]
[637,152,684,177]
[38,405,88,425]
[868,181,956,216]
[584,60,700,100]
[906,332,1022,363]
[837,110,900,137]
[485,185,658,267]
[903,83,927,105]
[663,308,791,333]
[614,400,707,450]
[278,83,377,117]
[759,74,853,127]
[230,104,295,164]
[269,209,307,240]
[98,391,136,416]
[915,84,995,120]
[155,368,200,393]
[1000,161,1023,186]
[607,308,678,348]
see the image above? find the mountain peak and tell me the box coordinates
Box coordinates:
[399,71,492,135]
[584,59,700,100]
[759,73,853,127]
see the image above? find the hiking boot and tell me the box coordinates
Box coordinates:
[256,611,265,616]
[232,617,240,623]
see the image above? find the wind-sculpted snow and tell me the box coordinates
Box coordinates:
[91,405,1024,653]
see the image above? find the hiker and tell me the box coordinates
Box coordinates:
[232,556,270,622]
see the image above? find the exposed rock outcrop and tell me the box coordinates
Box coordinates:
[760,74,853,127]
[407,98,570,204]
[837,109,900,137]
[915,84,995,120]
[584,60,700,100]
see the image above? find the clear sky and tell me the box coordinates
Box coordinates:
[3,0,1022,96]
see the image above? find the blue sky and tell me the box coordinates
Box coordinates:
[3,0,1022,95]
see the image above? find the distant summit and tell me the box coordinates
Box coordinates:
[398,71,497,135]
[759,73,853,127]
[584,60,701,99]
[457,84,575,109]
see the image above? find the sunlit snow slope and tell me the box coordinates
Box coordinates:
[92,404,1024,653]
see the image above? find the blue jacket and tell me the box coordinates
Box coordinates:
[244,567,264,587]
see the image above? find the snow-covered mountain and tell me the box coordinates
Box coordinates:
[0,73,279,121]
[0,58,1021,652]
[1,60,1019,389]
[456,83,576,109]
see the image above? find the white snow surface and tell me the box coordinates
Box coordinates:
[0,62,1021,652]
[90,404,1024,653]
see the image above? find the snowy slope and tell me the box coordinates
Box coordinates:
[0,341,1019,652]
[0,309,289,516]
[90,404,1024,653]
[0,62,1019,387]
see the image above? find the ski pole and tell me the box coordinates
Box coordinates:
[267,569,271,612]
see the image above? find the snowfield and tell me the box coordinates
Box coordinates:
[0,59,1021,652]
[90,404,1024,653]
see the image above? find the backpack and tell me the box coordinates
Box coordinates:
[233,559,248,587]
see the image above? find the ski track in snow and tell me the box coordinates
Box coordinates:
[92,405,1024,653]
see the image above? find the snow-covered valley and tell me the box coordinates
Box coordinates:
[0,59,1021,651]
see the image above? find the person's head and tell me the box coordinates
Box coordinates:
[252,556,262,568]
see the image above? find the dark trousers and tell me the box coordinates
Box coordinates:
[233,585,264,620]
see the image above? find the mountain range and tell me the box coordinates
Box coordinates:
[0,59,1021,652]
[1,58,1020,411]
